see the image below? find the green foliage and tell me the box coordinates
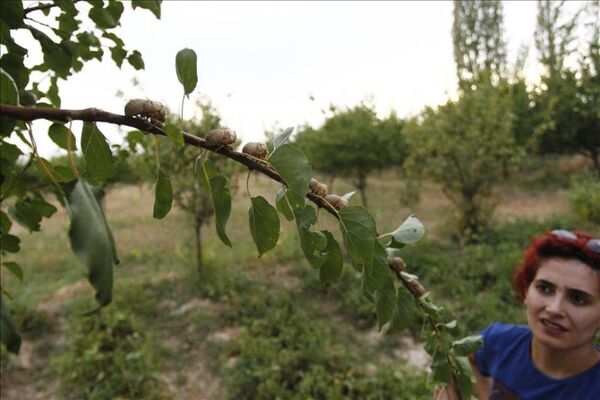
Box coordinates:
[407,83,521,243]
[295,104,406,207]
[533,1,600,172]
[214,291,430,400]
[570,174,600,223]
[452,0,507,89]
[52,308,164,400]
[0,0,162,331]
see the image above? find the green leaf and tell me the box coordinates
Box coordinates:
[47,76,60,107]
[0,141,22,163]
[389,215,425,244]
[53,165,77,183]
[81,122,116,185]
[163,123,184,148]
[375,278,396,330]
[0,211,11,233]
[0,1,24,29]
[269,144,312,201]
[0,233,20,253]
[294,205,327,269]
[153,169,172,219]
[0,294,21,353]
[454,355,475,400]
[319,231,343,285]
[49,123,77,150]
[64,179,118,307]
[2,261,23,282]
[364,242,391,293]
[0,68,19,136]
[388,287,418,334]
[199,160,232,247]
[249,196,280,257]
[127,50,144,70]
[272,127,294,152]
[110,46,127,67]
[275,187,295,221]
[9,198,43,232]
[88,1,124,29]
[56,11,80,40]
[131,0,162,18]
[29,27,72,78]
[431,351,453,383]
[452,335,483,356]
[175,48,198,96]
[339,206,376,271]
[1,53,29,89]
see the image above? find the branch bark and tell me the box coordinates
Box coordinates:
[0,103,424,297]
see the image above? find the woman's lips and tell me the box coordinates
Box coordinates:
[540,318,568,333]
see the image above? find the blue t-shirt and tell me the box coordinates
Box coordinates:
[474,323,600,400]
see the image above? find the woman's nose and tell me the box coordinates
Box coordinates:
[545,295,565,315]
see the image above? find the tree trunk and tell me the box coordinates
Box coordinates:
[357,173,368,209]
[195,219,203,277]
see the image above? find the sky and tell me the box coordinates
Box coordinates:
[12,1,588,157]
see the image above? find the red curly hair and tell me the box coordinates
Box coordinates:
[512,230,600,302]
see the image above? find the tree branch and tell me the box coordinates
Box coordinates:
[0,103,337,216]
[0,103,426,298]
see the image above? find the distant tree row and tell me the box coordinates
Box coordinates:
[293,0,599,243]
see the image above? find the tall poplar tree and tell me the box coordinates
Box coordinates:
[452,0,507,90]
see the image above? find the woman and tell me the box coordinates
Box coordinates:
[434,229,600,399]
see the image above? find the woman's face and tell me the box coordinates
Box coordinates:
[524,257,600,352]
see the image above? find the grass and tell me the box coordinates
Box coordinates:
[1,160,598,399]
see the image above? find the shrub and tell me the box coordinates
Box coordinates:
[570,174,600,223]
[217,291,429,400]
[51,307,165,400]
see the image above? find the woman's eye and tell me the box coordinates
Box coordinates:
[569,292,590,306]
[536,283,552,294]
